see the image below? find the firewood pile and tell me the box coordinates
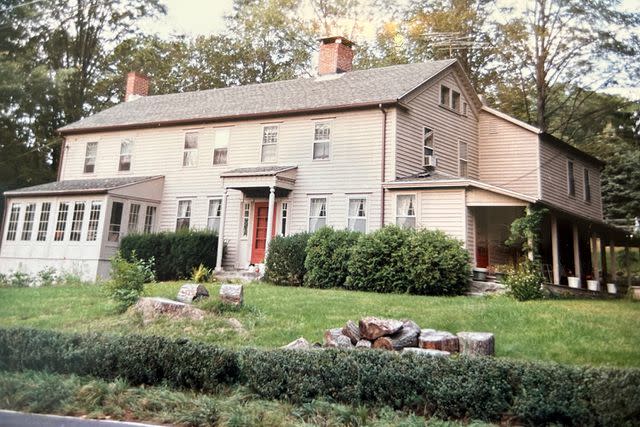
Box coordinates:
[283,317,495,357]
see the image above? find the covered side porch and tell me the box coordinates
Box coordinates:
[216,166,297,270]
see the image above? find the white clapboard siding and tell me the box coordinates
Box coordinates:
[418,189,466,242]
[396,70,479,180]
[539,140,603,221]
[477,110,540,198]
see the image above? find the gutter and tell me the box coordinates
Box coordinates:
[379,103,388,227]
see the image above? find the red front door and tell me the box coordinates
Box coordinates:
[251,202,276,264]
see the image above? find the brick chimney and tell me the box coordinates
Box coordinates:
[318,36,354,76]
[125,71,150,101]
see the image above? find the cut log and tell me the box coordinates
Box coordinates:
[371,320,421,350]
[282,337,310,350]
[133,297,206,324]
[457,332,495,356]
[402,347,450,357]
[372,337,394,350]
[176,283,210,303]
[342,320,361,344]
[323,328,353,348]
[359,317,404,340]
[355,339,372,349]
[418,331,459,353]
[219,284,243,306]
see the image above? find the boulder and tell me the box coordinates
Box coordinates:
[418,330,459,353]
[323,328,353,348]
[176,283,209,303]
[402,347,451,357]
[133,297,206,324]
[355,339,372,349]
[219,284,243,306]
[282,337,311,350]
[342,320,362,344]
[457,332,495,356]
[359,317,404,340]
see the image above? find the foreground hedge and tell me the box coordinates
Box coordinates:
[120,230,218,280]
[1,328,639,425]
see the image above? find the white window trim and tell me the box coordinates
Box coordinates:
[240,201,251,240]
[182,131,199,168]
[312,120,332,161]
[69,201,86,242]
[395,193,418,229]
[346,195,368,233]
[36,202,52,242]
[279,201,290,236]
[207,197,223,232]
[118,138,134,172]
[423,126,435,166]
[458,139,468,177]
[212,127,231,166]
[5,203,23,242]
[260,124,279,163]
[54,202,70,242]
[143,205,157,234]
[86,201,102,242]
[84,141,98,174]
[308,196,328,232]
[176,199,193,231]
[440,85,450,107]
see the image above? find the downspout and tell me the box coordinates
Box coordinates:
[379,104,388,228]
[57,136,67,181]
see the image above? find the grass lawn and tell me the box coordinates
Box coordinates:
[1,281,639,368]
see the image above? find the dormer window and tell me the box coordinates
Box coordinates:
[440,85,450,107]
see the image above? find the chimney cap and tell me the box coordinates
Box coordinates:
[318,35,355,48]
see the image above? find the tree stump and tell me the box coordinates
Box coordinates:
[355,339,372,348]
[323,328,353,348]
[133,297,206,324]
[402,347,450,357]
[342,320,362,344]
[359,317,404,340]
[219,284,243,306]
[176,283,209,303]
[282,337,310,350]
[457,332,495,356]
[418,331,459,353]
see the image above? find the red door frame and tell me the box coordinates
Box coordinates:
[250,202,277,264]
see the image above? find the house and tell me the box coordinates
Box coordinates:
[0,36,635,286]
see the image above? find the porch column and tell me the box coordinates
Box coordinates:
[264,186,276,259]
[572,224,581,279]
[609,240,616,283]
[551,214,560,285]
[599,237,608,283]
[590,234,599,279]
[214,189,229,272]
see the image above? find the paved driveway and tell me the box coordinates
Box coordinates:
[0,410,162,427]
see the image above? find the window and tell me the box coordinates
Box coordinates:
[567,160,575,196]
[452,91,461,112]
[213,128,229,165]
[462,102,468,116]
[86,202,102,241]
[242,203,250,237]
[54,202,69,241]
[207,199,222,232]
[183,132,198,167]
[143,206,156,233]
[309,198,327,232]
[176,200,191,230]
[396,195,416,229]
[440,85,450,107]
[128,203,140,233]
[21,203,36,241]
[261,125,278,163]
[313,122,331,160]
[119,139,133,171]
[36,202,51,241]
[5,204,21,241]
[459,140,468,178]
[108,201,124,242]
[280,202,288,235]
[69,202,85,241]
[84,142,97,173]
[423,127,434,165]
[347,198,367,232]
[584,169,591,202]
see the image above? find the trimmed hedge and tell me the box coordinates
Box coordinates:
[1,328,640,425]
[304,228,360,289]
[264,233,311,286]
[120,230,218,280]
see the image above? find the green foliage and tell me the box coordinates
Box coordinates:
[503,260,545,301]
[346,226,470,295]
[191,264,212,283]
[120,230,218,281]
[264,232,311,286]
[105,252,154,312]
[304,227,360,289]
[505,206,548,257]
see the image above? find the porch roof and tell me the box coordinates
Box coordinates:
[221,166,297,195]
[3,176,164,197]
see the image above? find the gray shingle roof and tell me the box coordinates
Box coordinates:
[59,60,457,134]
[221,166,297,177]
[5,176,162,196]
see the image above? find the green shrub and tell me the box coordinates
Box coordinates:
[264,233,311,286]
[406,229,470,295]
[104,252,154,312]
[345,226,412,293]
[120,230,218,281]
[503,260,544,301]
[304,228,360,289]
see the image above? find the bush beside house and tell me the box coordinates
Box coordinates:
[264,233,310,286]
[304,228,360,289]
[120,231,218,281]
